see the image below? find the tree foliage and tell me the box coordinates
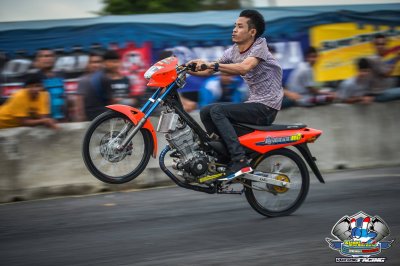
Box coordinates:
[101,0,241,15]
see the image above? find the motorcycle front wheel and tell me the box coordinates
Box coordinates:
[82,111,153,184]
[244,148,310,217]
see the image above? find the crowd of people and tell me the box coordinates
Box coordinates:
[0,33,399,130]
[75,50,136,121]
[0,48,139,128]
[282,34,400,108]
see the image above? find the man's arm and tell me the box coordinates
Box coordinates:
[194,57,260,76]
[306,86,320,95]
[20,116,59,129]
[216,57,260,76]
[187,57,260,76]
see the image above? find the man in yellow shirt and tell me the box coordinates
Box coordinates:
[0,73,58,129]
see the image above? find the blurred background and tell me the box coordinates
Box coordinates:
[0,2,400,265]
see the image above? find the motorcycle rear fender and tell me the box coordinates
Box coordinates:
[295,143,325,183]
[106,104,158,158]
[239,127,324,183]
[239,127,322,154]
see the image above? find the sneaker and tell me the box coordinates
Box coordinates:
[220,158,253,181]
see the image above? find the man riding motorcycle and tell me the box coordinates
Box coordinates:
[188,9,283,180]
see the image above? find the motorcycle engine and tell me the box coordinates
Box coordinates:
[157,111,215,180]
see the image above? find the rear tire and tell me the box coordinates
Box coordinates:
[244,148,309,217]
[82,111,153,184]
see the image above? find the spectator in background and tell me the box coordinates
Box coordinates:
[104,51,135,106]
[286,47,335,107]
[199,73,247,108]
[75,52,104,121]
[30,48,66,120]
[368,34,400,102]
[338,56,400,104]
[77,50,135,121]
[337,58,374,104]
[0,73,58,129]
[281,89,302,109]
[85,52,104,74]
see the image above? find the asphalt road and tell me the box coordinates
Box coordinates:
[0,167,399,266]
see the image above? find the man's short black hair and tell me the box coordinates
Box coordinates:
[239,9,265,39]
[89,51,104,58]
[24,72,43,86]
[103,50,120,60]
[35,48,54,57]
[357,58,371,70]
[305,46,318,57]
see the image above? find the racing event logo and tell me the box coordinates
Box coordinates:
[326,211,394,263]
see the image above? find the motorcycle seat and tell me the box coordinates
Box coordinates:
[236,123,307,131]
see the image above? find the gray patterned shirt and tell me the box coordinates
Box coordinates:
[219,37,283,110]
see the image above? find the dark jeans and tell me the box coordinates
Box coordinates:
[200,102,278,162]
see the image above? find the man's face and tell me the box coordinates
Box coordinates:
[26,83,42,99]
[36,50,55,70]
[232,17,256,44]
[307,52,318,66]
[104,59,120,73]
[374,37,387,56]
[358,69,371,80]
[87,55,103,73]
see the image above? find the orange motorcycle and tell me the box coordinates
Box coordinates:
[82,57,324,217]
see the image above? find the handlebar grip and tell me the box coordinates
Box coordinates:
[184,63,208,72]
[186,63,197,72]
[200,64,208,71]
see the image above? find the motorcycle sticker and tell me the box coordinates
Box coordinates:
[256,133,302,146]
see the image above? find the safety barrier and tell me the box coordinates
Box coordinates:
[1,101,399,202]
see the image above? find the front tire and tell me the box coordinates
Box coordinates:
[244,148,310,217]
[82,111,153,184]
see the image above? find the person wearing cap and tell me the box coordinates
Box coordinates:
[0,73,58,129]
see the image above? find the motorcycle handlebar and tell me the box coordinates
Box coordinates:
[183,63,208,72]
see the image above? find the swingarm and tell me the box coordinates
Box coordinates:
[242,172,291,188]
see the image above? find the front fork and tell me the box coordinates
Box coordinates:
[118,117,147,149]
[106,105,158,158]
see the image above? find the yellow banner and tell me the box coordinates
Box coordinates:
[310,23,400,82]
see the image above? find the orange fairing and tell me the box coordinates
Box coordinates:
[106,105,158,158]
[239,127,322,154]
[145,56,178,87]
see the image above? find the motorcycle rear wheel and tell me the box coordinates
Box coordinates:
[82,111,153,184]
[244,148,309,217]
